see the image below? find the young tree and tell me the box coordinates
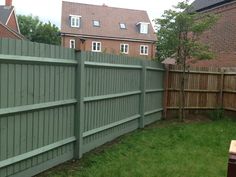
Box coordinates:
[18,15,61,45]
[154,0,218,121]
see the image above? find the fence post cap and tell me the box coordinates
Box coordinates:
[229,140,236,155]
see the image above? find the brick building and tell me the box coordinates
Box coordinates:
[0,0,24,40]
[190,0,236,67]
[61,2,157,59]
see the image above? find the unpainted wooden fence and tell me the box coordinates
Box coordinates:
[0,38,164,177]
[166,65,236,116]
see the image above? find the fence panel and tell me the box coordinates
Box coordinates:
[0,39,76,177]
[75,52,165,155]
[167,65,221,111]
[79,52,142,154]
[144,61,165,126]
[223,68,236,111]
[166,65,236,117]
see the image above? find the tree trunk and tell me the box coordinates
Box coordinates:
[181,58,187,121]
[179,65,186,122]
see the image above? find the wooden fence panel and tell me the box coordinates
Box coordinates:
[0,39,76,177]
[144,61,165,125]
[167,65,221,110]
[79,52,142,154]
[75,52,165,155]
[223,68,236,111]
[167,65,236,116]
[0,39,165,176]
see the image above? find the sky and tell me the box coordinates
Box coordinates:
[0,0,193,29]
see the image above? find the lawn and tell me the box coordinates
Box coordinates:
[38,118,236,177]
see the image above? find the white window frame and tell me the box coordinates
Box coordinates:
[140,45,148,55]
[120,23,126,29]
[120,44,129,54]
[69,39,75,49]
[93,20,100,27]
[137,22,149,34]
[92,41,101,52]
[70,15,81,28]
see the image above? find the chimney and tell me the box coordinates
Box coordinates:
[5,0,12,6]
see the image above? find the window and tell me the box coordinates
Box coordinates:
[120,44,129,54]
[137,22,149,34]
[70,39,75,49]
[120,23,126,29]
[93,20,100,27]
[92,41,101,52]
[70,15,81,28]
[140,45,148,55]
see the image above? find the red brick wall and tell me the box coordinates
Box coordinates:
[193,2,236,67]
[0,25,21,39]
[6,11,19,32]
[62,36,156,59]
[201,2,236,54]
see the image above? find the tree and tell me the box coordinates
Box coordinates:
[154,0,218,121]
[33,22,61,45]
[18,15,61,45]
[17,15,40,41]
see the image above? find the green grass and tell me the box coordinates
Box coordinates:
[39,118,236,177]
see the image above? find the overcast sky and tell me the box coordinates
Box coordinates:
[0,0,193,29]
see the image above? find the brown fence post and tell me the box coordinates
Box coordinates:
[163,64,169,119]
[227,140,236,177]
[219,68,225,108]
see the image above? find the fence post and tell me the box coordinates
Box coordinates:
[219,68,225,108]
[139,60,146,128]
[74,52,85,159]
[163,64,169,119]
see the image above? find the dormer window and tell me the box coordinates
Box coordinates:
[137,22,149,34]
[120,23,126,29]
[70,15,81,28]
[93,20,100,27]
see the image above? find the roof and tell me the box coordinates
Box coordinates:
[191,0,235,12]
[0,21,25,39]
[61,1,156,42]
[0,6,14,24]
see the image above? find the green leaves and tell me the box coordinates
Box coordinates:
[17,15,61,45]
[155,0,217,62]
[18,15,40,41]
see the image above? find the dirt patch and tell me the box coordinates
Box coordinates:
[145,114,211,130]
[184,114,211,123]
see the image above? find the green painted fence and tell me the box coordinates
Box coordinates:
[76,52,165,156]
[0,38,164,177]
